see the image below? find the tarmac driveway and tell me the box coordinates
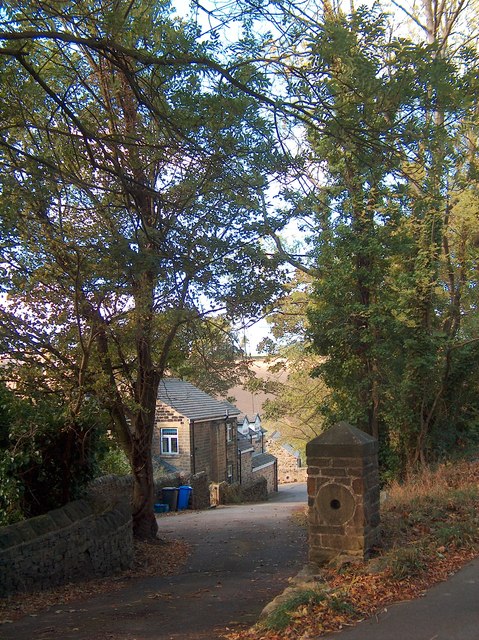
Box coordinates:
[0,483,308,640]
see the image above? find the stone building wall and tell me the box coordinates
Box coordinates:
[154,406,239,485]
[252,462,277,494]
[239,449,254,484]
[0,499,132,597]
[265,435,307,484]
[193,420,238,484]
[153,404,191,473]
[196,420,219,482]
[252,435,264,454]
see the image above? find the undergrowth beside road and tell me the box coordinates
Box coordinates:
[227,459,479,640]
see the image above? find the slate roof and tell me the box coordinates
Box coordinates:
[251,452,276,469]
[269,430,299,457]
[157,378,241,422]
[238,439,255,454]
[237,413,261,423]
[281,443,301,458]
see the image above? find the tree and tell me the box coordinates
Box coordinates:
[0,380,107,525]
[250,270,327,454]
[293,5,479,469]
[168,315,252,398]
[0,0,284,537]
[214,0,479,473]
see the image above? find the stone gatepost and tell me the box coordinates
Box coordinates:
[306,421,380,566]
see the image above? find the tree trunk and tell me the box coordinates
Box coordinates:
[131,426,158,539]
[131,354,161,537]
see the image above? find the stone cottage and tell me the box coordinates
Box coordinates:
[266,430,307,483]
[237,413,266,453]
[154,378,241,484]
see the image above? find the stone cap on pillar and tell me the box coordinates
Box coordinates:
[306,421,378,459]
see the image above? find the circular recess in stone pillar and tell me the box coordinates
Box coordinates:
[315,483,356,525]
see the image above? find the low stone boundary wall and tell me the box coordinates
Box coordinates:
[0,471,210,597]
[0,499,132,597]
[86,471,211,511]
[218,476,268,504]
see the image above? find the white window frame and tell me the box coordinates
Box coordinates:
[161,427,179,455]
[227,423,233,443]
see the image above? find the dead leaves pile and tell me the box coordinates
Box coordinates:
[226,546,477,640]
[0,537,190,624]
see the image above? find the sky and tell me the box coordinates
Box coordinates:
[242,317,271,355]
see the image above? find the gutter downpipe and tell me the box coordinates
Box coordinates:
[190,420,196,475]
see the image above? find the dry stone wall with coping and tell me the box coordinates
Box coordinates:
[0,471,210,597]
[0,499,132,597]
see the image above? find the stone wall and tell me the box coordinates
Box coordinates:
[219,476,268,504]
[0,471,211,598]
[265,434,307,484]
[87,471,211,511]
[239,449,254,484]
[0,499,132,597]
[252,462,277,494]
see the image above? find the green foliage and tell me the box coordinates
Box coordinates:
[328,593,358,616]
[255,271,328,452]
[0,383,26,524]
[294,6,479,475]
[261,347,328,455]
[96,439,131,477]
[434,521,478,549]
[386,545,427,581]
[260,590,325,631]
[168,316,250,398]
[381,461,479,578]
[0,383,108,525]
[0,0,285,537]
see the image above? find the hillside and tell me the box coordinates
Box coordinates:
[228,357,288,416]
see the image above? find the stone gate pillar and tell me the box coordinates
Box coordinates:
[306,422,380,566]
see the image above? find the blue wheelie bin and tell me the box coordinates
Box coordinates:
[154,503,169,514]
[177,485,192,510]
